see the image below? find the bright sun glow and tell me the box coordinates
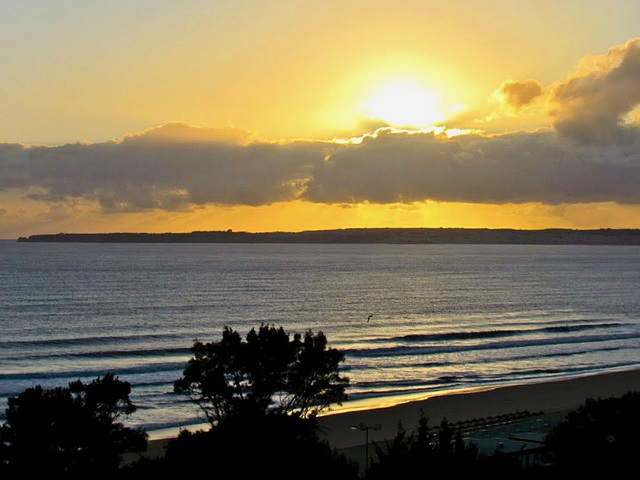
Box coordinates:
[364,81,445,127]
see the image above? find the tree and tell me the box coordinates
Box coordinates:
[369,421,416,479]
[127,414,359,479]
[0,373,147,474]
[367,415,488,479]
[544,391,640,472]
[174,324,349,426]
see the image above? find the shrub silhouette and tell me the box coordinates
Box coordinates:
[120,326,355,478]
[127,413,359,479]
[367,414,515,478]
[174,324,349,426]
[545,391,640,473]
[0,373,147,474]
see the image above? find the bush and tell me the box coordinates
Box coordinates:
[0,374,147,474]
[174,324,349,426]
[125,414,359,479]
[545,391,640,472]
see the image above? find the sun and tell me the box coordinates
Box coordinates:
[363,81,445,128]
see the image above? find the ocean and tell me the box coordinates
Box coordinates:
[1,241,639,436]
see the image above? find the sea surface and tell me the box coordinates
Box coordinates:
[1,241,639,436]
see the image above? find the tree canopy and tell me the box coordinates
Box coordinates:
[174,324,349,426]
[544,391,640,472]
[0,373,147,474]
[367,416,484,479]
[131,413,359,479]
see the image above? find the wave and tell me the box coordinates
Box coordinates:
[349,345,630,372]
[376,322,625,343]
[1,346,191,362]
[345,332,640,358]
[344,361,640,402]
[0,332,194,348]
[3,327,635,375]
[502,360,640,380]
[347,377,466,395]
[0,361,186,383]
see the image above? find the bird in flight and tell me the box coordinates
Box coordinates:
[367,314,373,323]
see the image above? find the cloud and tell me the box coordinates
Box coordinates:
[4,39,640,213]
[495,79,544,110]
[2,122,640,211]
[0,130,324,212]
[305,129,640,205]
[122,122,254,145]
[550,38,640,143]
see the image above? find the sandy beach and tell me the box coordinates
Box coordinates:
[318,368,640,449]
[137,367,640,462]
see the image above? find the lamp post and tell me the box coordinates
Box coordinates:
[350,422,381,476]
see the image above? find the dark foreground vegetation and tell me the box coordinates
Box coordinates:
[130,414,360,479]
[2,325,639,477]
[364,390,640,477]
[143,324,358,479]
[0,374,147,475]
[544,391,640,474]
[173,324,349,424]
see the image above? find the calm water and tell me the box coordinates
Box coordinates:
[1,241,639,434]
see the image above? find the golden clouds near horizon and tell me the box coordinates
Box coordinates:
[4,198,640,239]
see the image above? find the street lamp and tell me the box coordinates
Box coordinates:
[350,422,381,476]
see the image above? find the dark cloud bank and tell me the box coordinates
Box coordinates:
[2,39,640,212]
[3,126,639,211]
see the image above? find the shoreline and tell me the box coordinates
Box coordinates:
[318,367,640,449]
[137,367,640,460]
[145,366,640,440]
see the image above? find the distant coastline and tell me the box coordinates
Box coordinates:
[16,228,640,244]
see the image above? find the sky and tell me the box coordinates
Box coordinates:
[2,0,640,238]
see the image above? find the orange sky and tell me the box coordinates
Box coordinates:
[1,1,640,237]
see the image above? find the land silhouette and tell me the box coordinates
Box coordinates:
[16,227,640,244]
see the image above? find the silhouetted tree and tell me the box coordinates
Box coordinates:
[125,414,359,479]
[0,374,147,474]
[367,415,487,478]
[414,410,431,453]
[545,391,640,473]
[368,421,416,479]
[435,417,453,457]
[174,324,349,426]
